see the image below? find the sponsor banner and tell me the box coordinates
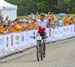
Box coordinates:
[70,25,74,33]
[49,28,51,37]
[0,25,75,57]
[11,34,14,46]
[51,28,56,41]
[13,33,21,49]
[46,28,53,42]
[6,36,9,47]
[53,27,63,40]
[20,32,26,48]
[74,25,75,32]
[70,25,75,36]
[0,35,5,45]
[29,30,37,40]
[21,32,25,43]
[0,35,6,51]
[63,26,72,37]
[28,30,37,45]
[57,27,63,34]
[46,28,51,37]
[3,34,9,52]
[25,31,30,42]
[74,25,75,36]
[57,27,64,40]
[7,34,15,51]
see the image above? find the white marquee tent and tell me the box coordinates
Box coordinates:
[0,0,17,20]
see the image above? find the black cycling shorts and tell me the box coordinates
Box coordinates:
[38,32,46,39]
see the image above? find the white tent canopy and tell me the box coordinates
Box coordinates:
[0,0,17,20]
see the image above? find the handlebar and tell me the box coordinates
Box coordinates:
[30,36,48,40]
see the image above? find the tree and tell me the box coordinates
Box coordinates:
[5,0,74,15]
[64,0,71,13]
[5,0,59,15]
[5,0,35,15]
[36,1,48,13]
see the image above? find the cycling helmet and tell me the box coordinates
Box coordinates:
[40,13,45,17]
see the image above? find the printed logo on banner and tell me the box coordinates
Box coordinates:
[63,27,69,32]
[26,32,28,41]
[0,36,4,45]
[49,29,51,37]
[59,30,62,33]
[26,36,28,41]
[58,28,63,34]
[71,27,73,32]
[16,35,19,40]
[74,26,75,32]
[54,28,58,35]
[6,37,8,47]
[63,28,66,31]
[33,31,36,40]
[33,31,36,35]
[15,35,20,44]
[11,35,13,46]
[21,36,24,42]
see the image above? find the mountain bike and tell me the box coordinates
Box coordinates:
[31,33,47,62]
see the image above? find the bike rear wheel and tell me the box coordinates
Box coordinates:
[40,44,43,60]
[43,43,46,58]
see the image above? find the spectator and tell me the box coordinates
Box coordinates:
[0,25,6,34]
[8,21,16,32]
[71,16,75,25]
[57,17,63,27]
[14,21,22,32]
[63,15,71,26]
[5,16,9,25]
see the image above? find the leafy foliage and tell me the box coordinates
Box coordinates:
[5,0,74,16]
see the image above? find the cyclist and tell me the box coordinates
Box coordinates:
[36,13,50,57]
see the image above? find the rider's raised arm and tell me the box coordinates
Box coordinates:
[46,19,50,27]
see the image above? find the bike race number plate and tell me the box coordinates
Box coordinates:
[36,36,42,40]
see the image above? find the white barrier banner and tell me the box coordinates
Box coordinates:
[46,28,53,42]
[53,27,63,40]
[0,35,6,51]
[28,30,37,46]
[63,26,71,37]
[12,33,22,51]
[20,32,25,46]
[6,34,14,52]
[74,25,75,35]
[0,25,75,56]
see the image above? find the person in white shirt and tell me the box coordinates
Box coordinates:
[36,13,50,57]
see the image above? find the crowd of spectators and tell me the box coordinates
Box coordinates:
[0,12,75,34]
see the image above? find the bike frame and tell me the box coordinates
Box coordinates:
[36,35,45,61]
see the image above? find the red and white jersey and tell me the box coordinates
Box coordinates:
[36,19,48,32]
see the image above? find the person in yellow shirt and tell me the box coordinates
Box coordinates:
[8,22,16,33]
[10,26,17,32]
[63,15,71,26]
[14,21,22,32]
[9,21,21,33]
[72,16,75,25]
[20,21,28,31]
[0,25,6,34]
